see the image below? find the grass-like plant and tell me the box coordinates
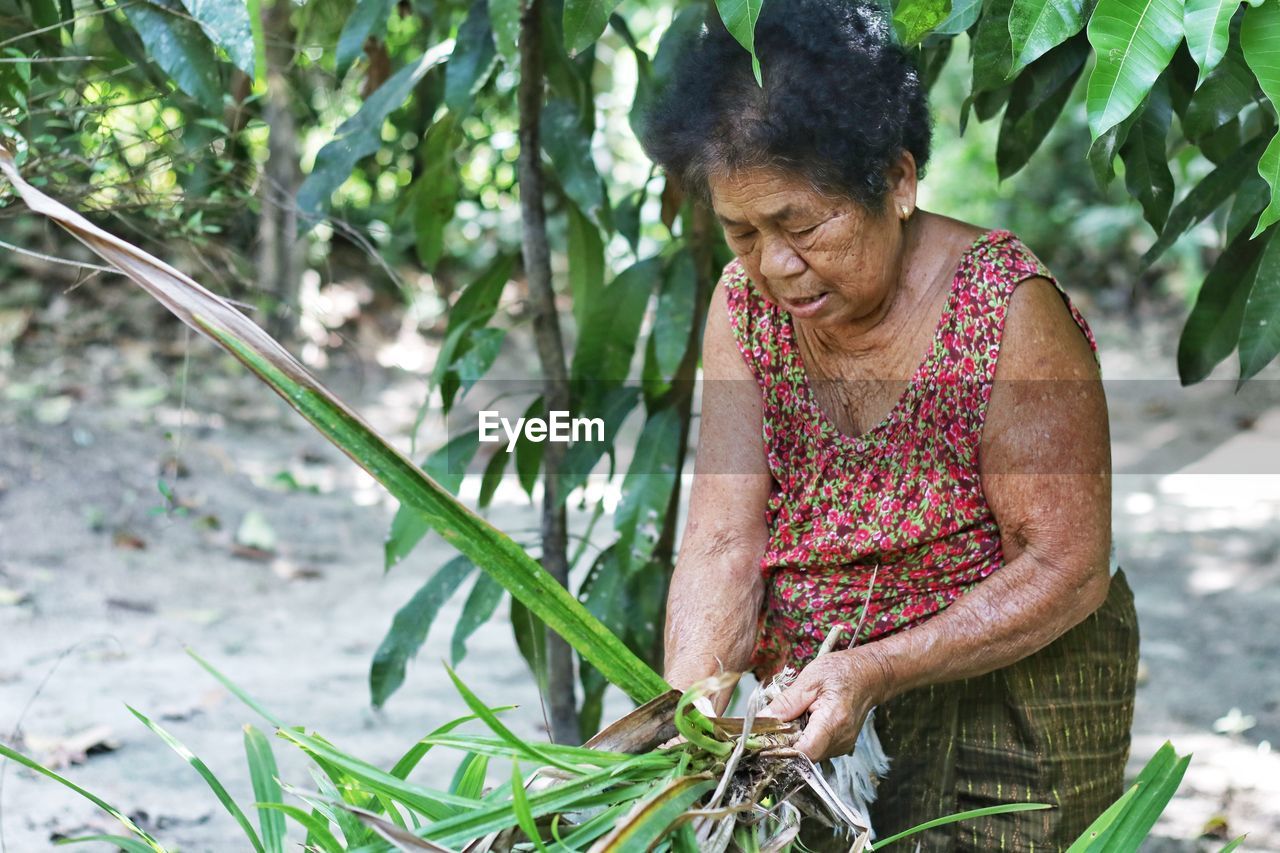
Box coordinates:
[0,145,1244,852]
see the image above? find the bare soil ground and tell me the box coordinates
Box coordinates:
[1,287,1278,851]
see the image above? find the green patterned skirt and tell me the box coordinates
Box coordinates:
[806,571,1140,851]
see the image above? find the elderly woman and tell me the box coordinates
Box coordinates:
[641,1,1138,849]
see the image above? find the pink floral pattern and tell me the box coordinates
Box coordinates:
[722,229,1099,678]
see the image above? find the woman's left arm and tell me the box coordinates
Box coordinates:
[766,276,1113,761]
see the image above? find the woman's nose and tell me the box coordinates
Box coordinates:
[758,234,807,280]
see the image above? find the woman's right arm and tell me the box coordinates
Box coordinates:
[663,279,774,710]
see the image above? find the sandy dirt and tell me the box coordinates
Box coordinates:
[1,287,1278,852]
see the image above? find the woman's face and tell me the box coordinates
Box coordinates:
[707,159,915,329]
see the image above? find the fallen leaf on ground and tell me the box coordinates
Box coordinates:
[235,510,276,553]
[271,558,323,581]
[0,586,31,606]
[27,725,119,769]
[112,530,147,550]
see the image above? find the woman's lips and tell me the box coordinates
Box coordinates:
[781,292,830,319]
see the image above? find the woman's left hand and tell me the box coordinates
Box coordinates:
[761,647,890,762]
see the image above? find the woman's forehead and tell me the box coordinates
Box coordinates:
[708,168,840,221]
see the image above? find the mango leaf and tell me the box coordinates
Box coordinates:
[1119,76,1174,232]
[541,97,610,230]
[0,149,671,707]
[246,0,265,84]
[568,202,605,330]
[1184,0,1238,86]
[450,572,505,665]
[893,0,950,46]
[455,328,504,396]
[564,0,619,55]
[1142,135,1266,267]
[715,0,763,85]
[652,248,697,380]
[298,41,452,233]
[412,114,461,271]
[933,0,980,35]
[1241,0,1280,237]
[1008,0,1085,75]
[1182,49,1259,141]
[1085,0,1183,139]
[612,408,681,579]
[997,34,1090,179]
[1238,226,1280,381]
[970,0,1016,93]
[510,596,548,690]
[1228,175,1270,243]
[371,555,476,706]
[336,0,394,79]
[1177,225,1271,384]
[445,0,499,113]
[571,257,660,381]
[122,0,222,110]
[514,396,545,495]
[556,385,642,501]
[178,0,255,77]
[489,0,521,67]
[0,742,165,851]
[477,444,508,508]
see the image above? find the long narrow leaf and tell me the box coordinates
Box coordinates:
[54,835,158,853]
[589,775,716,853]
[127,706,266,853]
[874,802,1051,848]
[0,146,670,707]
[255,803,343,853]
[244,725,287,853]
[445,665,581,774]
[0,743,167,852]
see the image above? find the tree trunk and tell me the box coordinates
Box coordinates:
[257,0,303,340]
[517,0,579,744]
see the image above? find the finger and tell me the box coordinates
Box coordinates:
[762,677,820,721]
[794,709,835,761]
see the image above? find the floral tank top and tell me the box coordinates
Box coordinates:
[722,228,1100,679]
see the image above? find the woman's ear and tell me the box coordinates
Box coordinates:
[885,149,918,216]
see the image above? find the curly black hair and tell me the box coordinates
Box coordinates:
[640,0,933,212]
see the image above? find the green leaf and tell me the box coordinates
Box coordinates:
[0,742,166,851]
[1008,0,1086,74]
[1178,225,1271,384]
[243,725,286,853]
[1184,0,1238,86]
[298,43,451,233]
[557,386,642,501]
[489,0,521,67]
[568,202,605,331]
[1238,226,1280,381]
[715,0,763,84]
[510,596,549,689]
[1085,0,1183,138]
[877,803,1052,848]
[613,408,681,578]
[997,34,1090,179]
[253,805,343,853]
[179,0,256,77]
[127,706,266,852]
[541,97,610,230]
[246,0,265,84]
[971,0,1017,93]
[571,257,660,381]
[336,0,394,78]
[1228,175,1270,243]
[477,444,509,508]
[514,396,545,496]
[934,0,981,34]
[1073,742,1190,850]
[652,249,698,380]
[122,0,222,110]
[455,328,504,396]
[186,649,285,728]
[1182,49,1259,141]
[446,0,499,113]
[412,115,461,271]
[592,776,716,852]
[450,572,505,665]
[1142,135,1266,267]
[564,0,619,55]
[510,764,549,851]
[445,666,580,773]
[385,432,482,570]
[893,0,951,46]
[370,555,476,706]
[1242,0,1280,237]
[1120,76,1174,232]
[448,752,490,798]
